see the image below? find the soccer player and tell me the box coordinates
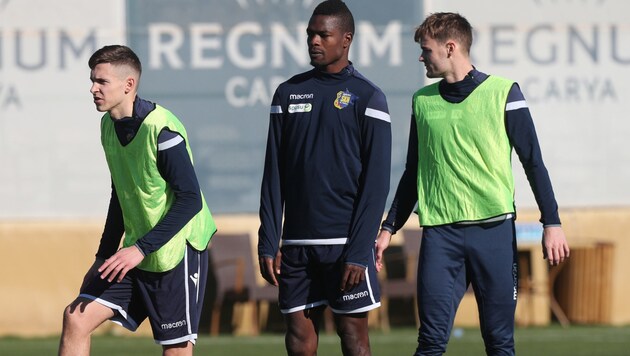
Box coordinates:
[374,12,570,355]
[257,1,392,355]
[58,45,216,356]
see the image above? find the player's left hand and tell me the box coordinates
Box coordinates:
[340,263,366,292]
[542,226,570,266]
[98,245,144,283]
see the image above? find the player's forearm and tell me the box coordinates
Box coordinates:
[135,189,202,255]
[258,111,284,258]
[257,186,283,257]
[506,104,561,225]
[346,130,391,265]
[382,117,419,233]
[96,184,124,259]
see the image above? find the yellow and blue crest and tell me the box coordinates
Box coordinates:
[333,89,356,109]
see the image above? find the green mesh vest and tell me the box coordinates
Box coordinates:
[101,105,216,272]
[413,76,516,226]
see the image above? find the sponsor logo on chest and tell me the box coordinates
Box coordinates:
[288,93,314,113]
[289,93,314,100]
[288,103,312,113]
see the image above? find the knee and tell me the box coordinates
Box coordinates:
[62,304,84,333]
[481,330,514,356]
[479,312,515,353]
[285,328,317,356]
[416,326,449,355]
[335,322,360,342]
[335,315,370,355]
[61,300,96,335]
[162,341,192,355]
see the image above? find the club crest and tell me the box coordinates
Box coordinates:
[333,89,356,109]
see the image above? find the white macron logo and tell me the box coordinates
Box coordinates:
[342,290,369,301]
[190,273,199,287]
[289,93,314,100]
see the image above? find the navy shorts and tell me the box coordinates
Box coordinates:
[278,244,381,314]
[80,244,208,345]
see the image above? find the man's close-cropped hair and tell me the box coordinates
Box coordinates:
[312,0,355,35]
[88,45,142,76]
[414,12,473,54]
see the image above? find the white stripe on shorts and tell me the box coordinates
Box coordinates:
[184,247,192,334]
[329,266,381,314]
[162,334,198,346]
[365,267,376,304]
[280,300,328,314]
[330,302,382,314]
[78,294,140,331]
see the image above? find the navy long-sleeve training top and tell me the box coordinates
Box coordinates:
[95,97,203,259]
[258,64,392,268]
[382,68,561,233]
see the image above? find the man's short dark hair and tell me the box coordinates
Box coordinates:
[88,45,142,76]
[312,0,355,35]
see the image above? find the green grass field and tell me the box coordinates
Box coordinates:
[1,325,629,355]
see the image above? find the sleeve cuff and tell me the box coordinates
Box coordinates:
[134,244,147,257]
[542,223,562,228]
[345,261,368,269]
[380,222,396,235]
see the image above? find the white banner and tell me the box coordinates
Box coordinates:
[425,0,630,208]
[0,0,125,217]
[2,0,627,218]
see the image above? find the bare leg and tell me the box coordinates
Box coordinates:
[163,341,194,356]
[58,298,115,356]
[285,306,325,356]
[334,312,371,356]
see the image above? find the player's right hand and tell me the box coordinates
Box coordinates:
[259,251,281,286]
[542,226,570,266]
[98,245,144,283]
[375,229,392,273]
